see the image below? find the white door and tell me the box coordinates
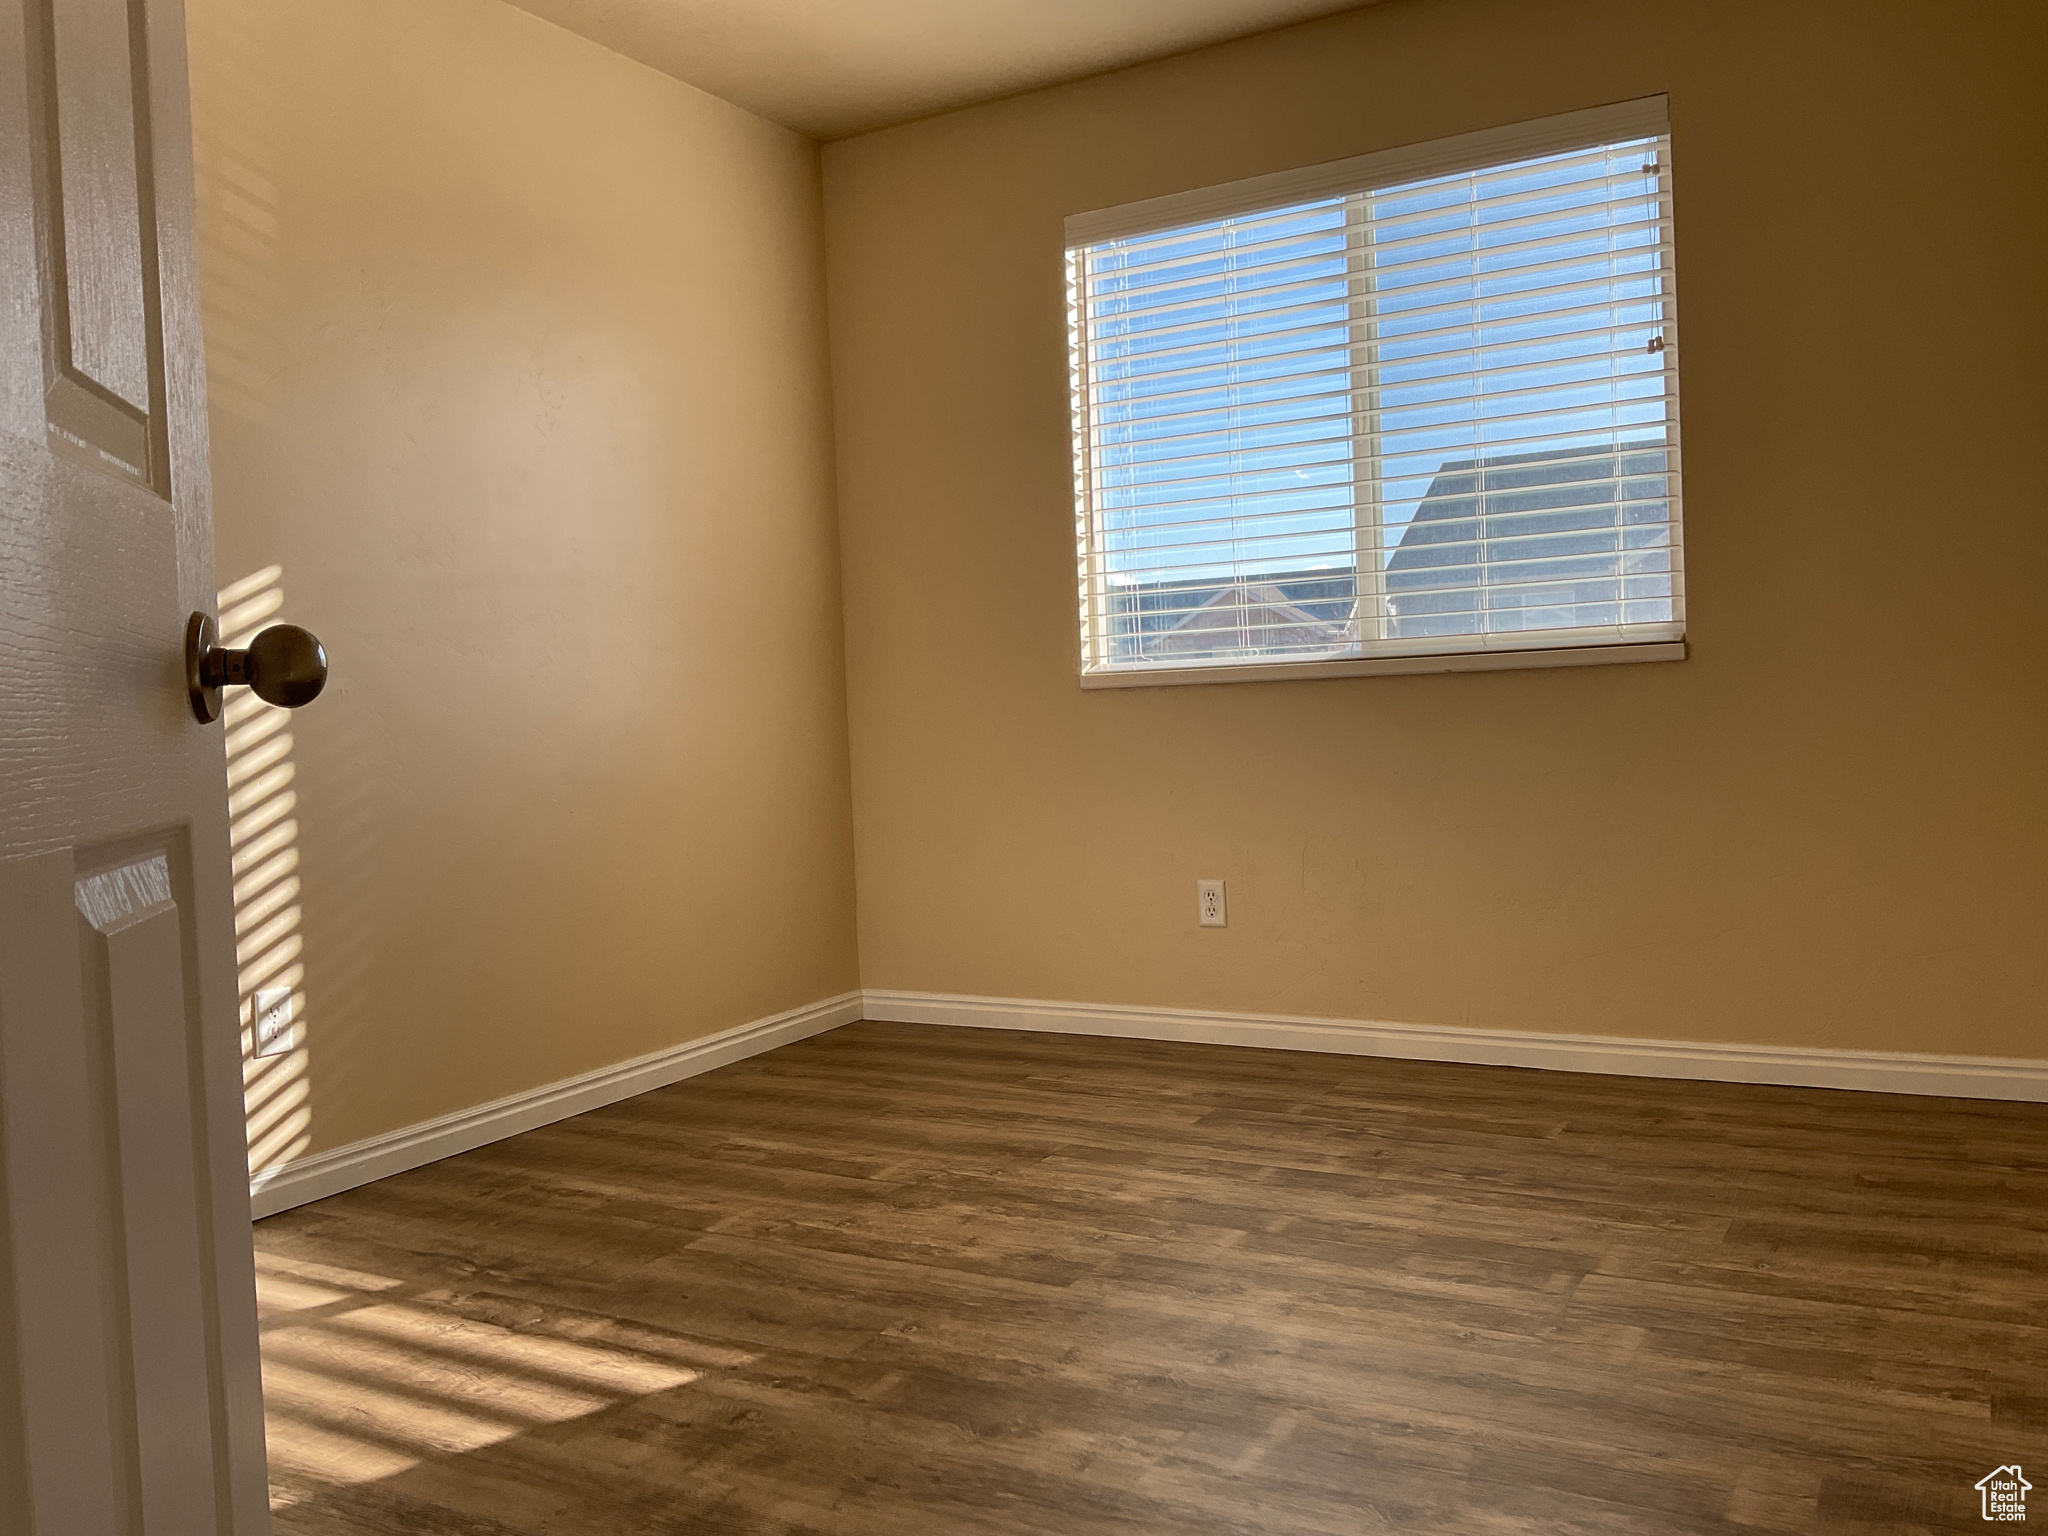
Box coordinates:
[0,0,273,1529]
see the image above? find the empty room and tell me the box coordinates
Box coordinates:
[1,0,2044,1531]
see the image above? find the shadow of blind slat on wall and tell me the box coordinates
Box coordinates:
[219,564,313,1176]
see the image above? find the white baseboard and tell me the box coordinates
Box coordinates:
[251,986,2048,1217]
[860,989,2048,1104]
[248,990,864,1219]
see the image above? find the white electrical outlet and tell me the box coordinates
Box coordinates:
[254,986,295,1058]
[1197,879,1227,928]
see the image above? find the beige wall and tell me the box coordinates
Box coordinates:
[824,0,2048,1057]
[189,0,859,1166]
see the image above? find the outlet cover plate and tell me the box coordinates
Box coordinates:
[1197,879,1227,928]
[255,986,295,1058]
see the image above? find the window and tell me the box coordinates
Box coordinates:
[1065,98,1685,685]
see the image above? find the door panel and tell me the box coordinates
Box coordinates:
[2,840,246,1534]
[77,844,227,1532]
[0,848,130,1536]
[25,0,168,486]
[47,0,154,413]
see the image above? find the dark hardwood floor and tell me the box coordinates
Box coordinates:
[254,1021,2048,1534]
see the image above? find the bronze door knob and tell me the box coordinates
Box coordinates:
[186,612,329,722]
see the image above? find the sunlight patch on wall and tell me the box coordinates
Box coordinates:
[223,565,313,1176]
[188,0,282,430]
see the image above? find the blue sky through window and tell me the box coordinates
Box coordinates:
[1076,137,1672,600]
[1368,139,1670,545]
[1083,200,1356,588]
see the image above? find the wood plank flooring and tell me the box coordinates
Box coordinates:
[254,1022,2048,1534]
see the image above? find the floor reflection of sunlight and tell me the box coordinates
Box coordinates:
[254,1251,703,1510]
[221,565,314,1179]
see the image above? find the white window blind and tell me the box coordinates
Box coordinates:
[1065,99,1684,683]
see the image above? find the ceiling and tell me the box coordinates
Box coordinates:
[500,0,1377,140]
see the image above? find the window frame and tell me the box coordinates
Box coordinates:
[1064,96,1686,689]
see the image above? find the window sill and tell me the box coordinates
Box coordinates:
[1078,638,1686,690]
